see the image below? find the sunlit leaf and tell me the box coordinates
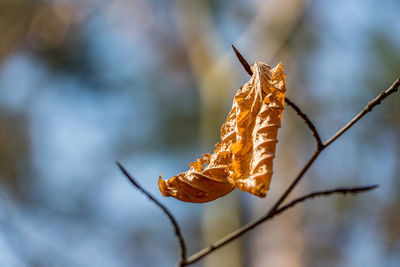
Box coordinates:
[159,62,286,203]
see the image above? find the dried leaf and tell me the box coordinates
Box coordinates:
[159,62,286,203]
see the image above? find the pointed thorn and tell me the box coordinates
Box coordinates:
[232,45,253,76]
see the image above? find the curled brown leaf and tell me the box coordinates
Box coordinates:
[159,62,286,203]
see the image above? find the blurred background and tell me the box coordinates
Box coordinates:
[0,0,399,266]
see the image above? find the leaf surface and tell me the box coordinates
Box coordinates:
[159,62,286,203]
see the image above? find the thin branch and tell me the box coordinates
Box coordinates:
[183,149,320,265]
[273,184,378,218]
[184,184,378,265]
[232,45,323,147]
[116,162,187,265]
[183,75,400,265]
[123,44,398,266]
[324,77,400,147]
[232,45,253,76]
[284,97,323,149]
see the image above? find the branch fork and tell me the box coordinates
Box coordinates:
[117,45,400,266]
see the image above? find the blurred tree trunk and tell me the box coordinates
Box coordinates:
[233,1,308,265]
[249,116,305,267]
[172,1,243,266]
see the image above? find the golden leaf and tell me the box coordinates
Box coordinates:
[159,62,286,203]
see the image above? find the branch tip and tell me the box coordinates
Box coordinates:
[232,45,253,76]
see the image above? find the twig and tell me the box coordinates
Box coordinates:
[284,97,323,149]
[232,45,253,76]
[120,45,399,266]
[181,47,399,264]
[232,45,323,148]
[183,69,399,264]
[183,184,378,265]
[182,149,320,265]
[116,162,187,266]
[273,184,378,218]
[324,77,400,147]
